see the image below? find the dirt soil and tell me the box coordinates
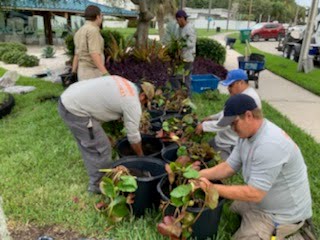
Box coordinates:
[7,221,89,240]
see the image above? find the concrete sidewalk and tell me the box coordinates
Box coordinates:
[212,33,320,143]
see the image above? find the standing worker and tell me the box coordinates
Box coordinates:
[171,9,196,97]
[72,5,109,81]
[196,94,313,240]
[58,76,155,194]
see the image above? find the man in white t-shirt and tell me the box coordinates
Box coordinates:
[197,94,313,240]
[58,76,154,194]
[195,69,261,160]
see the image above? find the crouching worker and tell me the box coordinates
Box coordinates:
[196,94,313,240]
[58,75,155,194]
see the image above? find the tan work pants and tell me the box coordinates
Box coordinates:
[231,201,305,240]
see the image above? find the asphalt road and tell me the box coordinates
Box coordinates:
[249,39,283,56]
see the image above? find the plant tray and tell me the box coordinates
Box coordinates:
[191,74,220,93]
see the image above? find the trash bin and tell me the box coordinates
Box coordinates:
[239,29,252,43]
[216,27,221,32]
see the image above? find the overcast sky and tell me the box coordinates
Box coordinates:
[296,0,320,7]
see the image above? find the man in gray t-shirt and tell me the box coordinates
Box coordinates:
[198,94,312,239]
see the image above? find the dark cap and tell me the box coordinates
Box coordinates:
[176,10,189,19]
[217,94,258,127]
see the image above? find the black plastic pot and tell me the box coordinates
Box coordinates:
[148,109,165,123]
[60,72,78,88]
[157,176,225,240]
[0,93,15,119]
[116,134,164,158]
[165,107,192,116]
[161,144,179,163]
[112,156,167,217]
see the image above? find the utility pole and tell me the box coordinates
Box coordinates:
[226,0,232,31]
[247,0,253,28]
[207,0,212,32]
[180,0,185,9]
[293,6,299,26]
[297,0,319,73]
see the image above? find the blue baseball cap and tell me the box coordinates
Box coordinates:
[217,94,258,127]
[220,69,248,86]
[176,10,189,18]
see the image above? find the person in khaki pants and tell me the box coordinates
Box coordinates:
[72,5,109,81]
[195,94,314,240]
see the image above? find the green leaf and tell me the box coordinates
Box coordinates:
[205,185,219,209]
[170,184,192,198]
[182,114,194,125]
[162,121,170,132]
[177,146,188,157]
[171,196,184,207]
[117,175,138,192]
[109,195,126,209]
[112,202,130,218]
[183,167,200,179]
[158,98,165,107]
[100,177,116,198]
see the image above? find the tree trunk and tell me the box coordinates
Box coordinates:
[131,0,154,48]
[157,4,165,41]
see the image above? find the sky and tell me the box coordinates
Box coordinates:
[296,0,320,7]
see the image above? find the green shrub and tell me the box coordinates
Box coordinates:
[127,19,138,28]
[42,46,56,58]
[0,42,27,52]
[196,38,226,65]
[64,29,124,57]
[101,29,124,50]
[64,34,75,56]
[1,51,23,64]
[0,47,8,60]
[17,54,39,67]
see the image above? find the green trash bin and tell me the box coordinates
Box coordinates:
[239,29,251,43]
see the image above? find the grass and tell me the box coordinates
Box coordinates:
[228,33,320,96]
[107,27,229,39]
[0,69,319,238]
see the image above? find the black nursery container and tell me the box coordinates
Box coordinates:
[161,144,179,163]
[157,176,225,240]
[112,156,167,217]
[116,134,164,158]
[148,109,165,123]
[0,93,15,119]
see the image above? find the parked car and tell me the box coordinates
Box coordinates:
[250,22,285,42]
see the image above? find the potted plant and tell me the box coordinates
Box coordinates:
[0,92,15,119]
[157,159,225,239]
[100,156,166,217]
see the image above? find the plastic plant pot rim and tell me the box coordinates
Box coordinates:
[112,156,167,182]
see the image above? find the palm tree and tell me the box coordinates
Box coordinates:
[148,0,177,41]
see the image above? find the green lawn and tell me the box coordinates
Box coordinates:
[106,27,230,39]
[0,68,319,238]
[228,33,320,96]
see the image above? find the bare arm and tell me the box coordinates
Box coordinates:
[90,53,109,75]
[212,183,266,203]
[130,142,144,156]
[72,54,79,73]
[199,161,236,180]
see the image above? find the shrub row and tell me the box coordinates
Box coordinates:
[0,42,39,67]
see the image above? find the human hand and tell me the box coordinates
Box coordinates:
[191,161,201,171]
[195,123,203,135]
[201,117,213,123]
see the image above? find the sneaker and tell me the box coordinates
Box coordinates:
[88,185,102,195]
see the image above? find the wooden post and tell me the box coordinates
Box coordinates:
[43,11,53,45]
[247,0,253,28]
